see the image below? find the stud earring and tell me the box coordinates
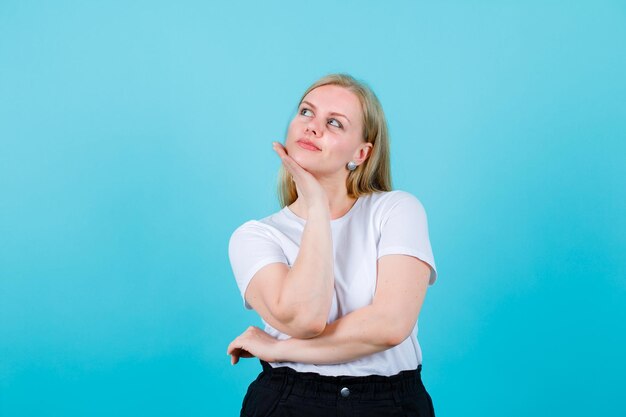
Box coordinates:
[346,161,358,171]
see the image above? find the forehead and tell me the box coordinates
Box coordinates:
[302,85,362,120]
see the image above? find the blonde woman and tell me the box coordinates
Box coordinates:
[228,73,438,416]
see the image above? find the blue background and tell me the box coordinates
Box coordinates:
[1,1,625,416]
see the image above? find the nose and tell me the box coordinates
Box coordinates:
[305,119,323,137]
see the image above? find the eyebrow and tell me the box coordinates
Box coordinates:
[300,100,351,125]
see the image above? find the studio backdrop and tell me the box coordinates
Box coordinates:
[1,1,624,416]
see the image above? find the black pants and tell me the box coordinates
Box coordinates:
[240,360,435,417]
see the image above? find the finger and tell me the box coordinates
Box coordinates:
[240,351,255,359]
[231,350,240,365]
[279,152,309,183]
[272,141,287,157]
[272,142,306,178]
[227,337,243,356]
[230,347,255,365]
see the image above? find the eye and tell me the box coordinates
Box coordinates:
[328,118,343,129]
[300,108,313,117]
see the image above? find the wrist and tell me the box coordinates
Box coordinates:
[273,338,295,362]
[307,205,330,220]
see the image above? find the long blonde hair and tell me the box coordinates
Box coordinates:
[278,73,393,207]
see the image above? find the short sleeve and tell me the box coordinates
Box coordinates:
[228,221,289,309]
[377,193,438,285]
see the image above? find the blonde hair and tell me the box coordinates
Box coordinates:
[278,73,393,207]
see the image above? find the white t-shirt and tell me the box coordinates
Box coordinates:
[228,190,438,377]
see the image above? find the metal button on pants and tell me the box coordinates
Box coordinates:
[340,387,350,397]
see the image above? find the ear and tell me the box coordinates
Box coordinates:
[352,143,373,164]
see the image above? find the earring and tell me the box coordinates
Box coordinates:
[346,161,358,171]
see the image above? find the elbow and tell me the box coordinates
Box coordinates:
[290,314,326,339]
[382,323,413,347]
[274,293,330,338]
[384,332,409,348]
[296,317,327,339]
[377,308,418,347]
[275,306,327,339]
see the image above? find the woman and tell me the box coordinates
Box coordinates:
[227,73,438,416]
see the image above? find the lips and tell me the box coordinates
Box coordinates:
[297,139,321,151]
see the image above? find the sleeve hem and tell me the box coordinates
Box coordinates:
[240,257,289,309]
[377,246,438,285]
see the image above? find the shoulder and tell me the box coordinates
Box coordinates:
[231,219,266,234]
[228,208,292,251]
[384,190,422,203]
[366,190,426,212]
[368,191,430,230]
[353,191,428,229]
[229,219,273,242]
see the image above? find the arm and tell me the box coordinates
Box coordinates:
[242,142,334,339]
[276,254,431,363]
[245,205,334,339]
[228,254,431,364]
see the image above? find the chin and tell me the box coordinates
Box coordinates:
[284,143,303,159]
[286,142,327,174]
[290,152,317,171]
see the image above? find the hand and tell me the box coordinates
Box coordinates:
[227,326,282,365]
[272,141,329,215]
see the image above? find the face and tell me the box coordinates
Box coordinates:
[285,84,372,176]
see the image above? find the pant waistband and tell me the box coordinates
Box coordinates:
[256,360,424,400]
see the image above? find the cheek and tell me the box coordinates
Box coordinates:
[284,121,300,154]
[333,137,358,156]
[286,120,299,142]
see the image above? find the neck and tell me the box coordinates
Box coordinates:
[289,176,357,221]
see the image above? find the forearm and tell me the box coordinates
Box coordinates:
[230,256,430,366]
[275,304,407,365]
[278,206,334,330]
